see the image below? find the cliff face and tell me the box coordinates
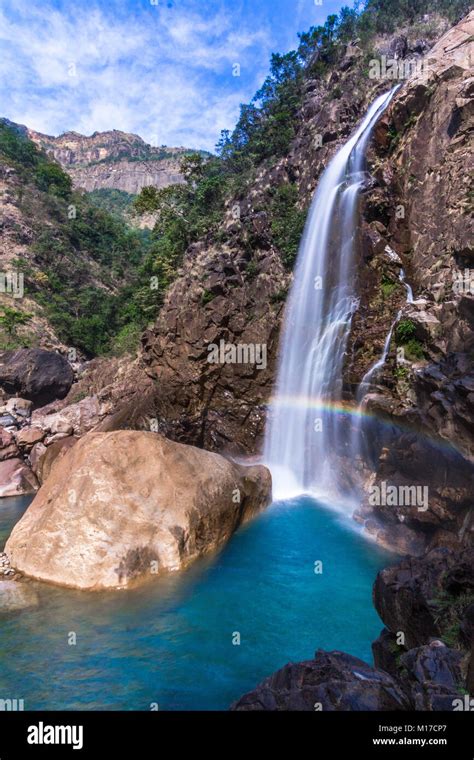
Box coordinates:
[27,128,189,195]
[139,14,473,460]
[350,13,474,553]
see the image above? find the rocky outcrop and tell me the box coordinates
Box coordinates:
[28,128,189,195]
[5,430,271,589]
[234,545,474,711]
[0,349,73,406]
[373,547,474,650]
[348,12,474,548]
[232,650,410,711]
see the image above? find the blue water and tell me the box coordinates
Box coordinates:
[0,494,393,710]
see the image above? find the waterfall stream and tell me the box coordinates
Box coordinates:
[356,267,414,402]
[264,89,397,501]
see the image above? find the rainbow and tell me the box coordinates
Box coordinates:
[264,394,468,460]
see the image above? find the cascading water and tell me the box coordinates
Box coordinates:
[356,267,414,401]
[264,89,397,501]
[351,267,414,473]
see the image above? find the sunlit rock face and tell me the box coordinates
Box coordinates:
[5,430,271,590]
[27,128,188,195]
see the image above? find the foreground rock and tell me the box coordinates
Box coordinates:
[373,547,474,649]
[231,650,410,711]
[5,430,271,590]
[0,349,73,407]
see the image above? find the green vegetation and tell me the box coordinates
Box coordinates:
[201,289,215,306]
[87,188,137,218]
[381,274,397,298]
[2,0,469,356]
[395,319,425,360]
[0,120,151,356]
[395,319,417,344]
[270,287,289,304]
[0,306,32,343]
[269,184,308,270]
[433,590,474,649]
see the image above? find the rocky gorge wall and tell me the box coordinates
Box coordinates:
[27,128,188,195]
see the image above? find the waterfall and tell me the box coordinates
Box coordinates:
[264,89,397,501]
[356,268,414,401]
[350,267,414,484]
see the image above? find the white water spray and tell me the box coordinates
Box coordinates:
[264,89,397,501]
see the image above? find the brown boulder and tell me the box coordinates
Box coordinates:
[5,430,271,589]
[0,426,18,461]
[34,436,77,484]
[15,427,45,449]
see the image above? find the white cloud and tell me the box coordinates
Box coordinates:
[0,0,273,151]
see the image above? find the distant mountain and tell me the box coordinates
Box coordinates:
[26,128,200,195]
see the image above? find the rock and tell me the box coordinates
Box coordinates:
[5,397,32,417]
[372,628,405,678]
[44,431,72,445]
[0,457,38,497]
[29,442,47,475]
[15,427,45,449]
[231,650,410,711]
[388,35,408,59]
[373,547,474,650]
[34,436,76,484]
[31,395,101,437]
[0,426,19,461]
[5,430,271,589]
[0,349,74,407]
[49,418,74,435]
[0,414,18,428]
[460,603,474,646]
[399,642,463,710]
[0,580,38,613]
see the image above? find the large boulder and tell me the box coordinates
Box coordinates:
[0,349,74,407]
[231,650,410,711]
[5,430,271,590]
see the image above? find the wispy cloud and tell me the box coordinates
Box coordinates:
[0,0,273,151]
[0,0,344,150]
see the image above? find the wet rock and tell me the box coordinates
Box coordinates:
[231,650,410,711]
[399,642,463,710]
[372,628,405,678]
[373,547,474,650]
[0,414,18,428]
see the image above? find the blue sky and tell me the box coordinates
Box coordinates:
[0,0,349,151]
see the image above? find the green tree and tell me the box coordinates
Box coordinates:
[0,306,32,337]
